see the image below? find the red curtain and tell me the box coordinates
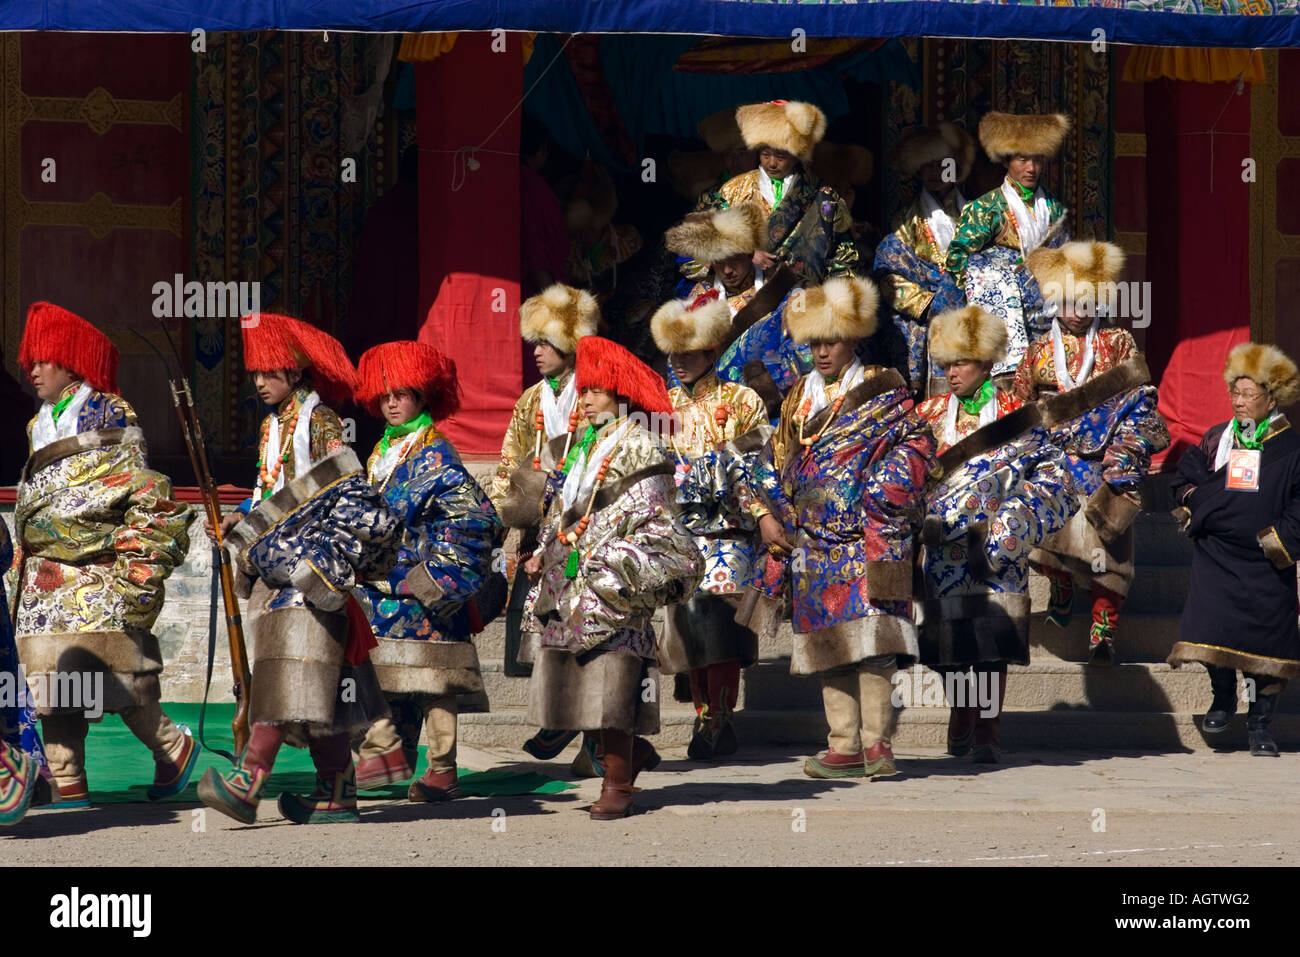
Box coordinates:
[1142,78,1252,469]
[416,38,524,455]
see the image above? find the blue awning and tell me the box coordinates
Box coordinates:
[12,0,1299,48]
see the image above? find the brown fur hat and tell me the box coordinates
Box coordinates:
[1026,241,1125,310]
[519,284,600,354]
[978,112,1070,163]
[1224,342,1300,407]
[928,306,1007,367]
[811,142,874,192]
[697,107,747,153]
[665,203,767,264]
[651,291,732,355]
[735,100,827,162]
[888,122,976,181]
[785,276,880,345]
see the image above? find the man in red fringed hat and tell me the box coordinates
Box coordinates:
[522,337,704,820]
[13,302,198,807]
[350,342,503,801]
[199,314,402,825]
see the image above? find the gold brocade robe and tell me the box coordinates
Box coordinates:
[489,370,576,512]
[881,191,964,320]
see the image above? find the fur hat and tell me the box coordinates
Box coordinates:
[928,306,1007,367]
[667,150,730,201]
[561,159,618,233]
[1026,241,1126,310]
[978,112,1070,163]
[240,313,359,406]
[697,107,747,153]
[575,336,674,417]
[1224,343,1300,407]
[735,100,827,162]
[888,122,976,181]
[519,284,600,355]
[19,301,119,394]
[665,203,767,264]
[785,276,880,345]
[355,340,460,420]
[651,290,732,355]
[811,142,874,192]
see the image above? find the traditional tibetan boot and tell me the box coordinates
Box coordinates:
[1046,572,1073,629]
[355,745,415,790]
[408,767,460,803]
[197,765,269,825]
[1087,612,1115,665]
[803,748,867,779]
[1247,689,1280,757]
[0,743,38,827]
[969,665,1008,764]
[1202,665,1237,734]
[523,728,579,761]
[570,733,606,778]
[687,705,716,761]
[863,741,898,777]
[946,704,976,757]
[53,776,91,809]
[279,766,361,824]
[147,729,201,801]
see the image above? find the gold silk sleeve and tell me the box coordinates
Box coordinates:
[309,405,346,464]
[490,389,538,511]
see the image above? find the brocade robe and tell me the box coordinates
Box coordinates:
[744,367,938,675]
[914,390,1077,666]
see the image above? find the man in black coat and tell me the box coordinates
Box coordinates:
[1169,342,1300,756]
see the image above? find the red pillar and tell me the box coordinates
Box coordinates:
[1143,77,1251,467]
[415,37,524,455]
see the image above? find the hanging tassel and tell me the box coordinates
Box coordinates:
[564,550,580,579]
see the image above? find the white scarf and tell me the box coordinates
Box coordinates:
[920,187,966,256]
[540,374,578,440]
[262,389,320,496]
[560,419,631,513]
[803,358,865,421]
[31,381,93,452]
[714,266,764,316]
[1001,177,1052,254]
[943,386,999,448]
[371,425,426,487]
[1214,412,1278,471]
[757,167,798,210]
[1050,318,1100,392]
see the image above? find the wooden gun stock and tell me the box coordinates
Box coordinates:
[171,379,252,755]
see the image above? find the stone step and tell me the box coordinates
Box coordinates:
[1028,612,1180,663]
[459,706,1300,752]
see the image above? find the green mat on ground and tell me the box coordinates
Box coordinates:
[75,703,575,804]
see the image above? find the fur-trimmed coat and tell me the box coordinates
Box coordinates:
[743,367,938,675]
[525,421,704,658]
[13,408,191,716]
[226,448,401,734]
[1168,416,1300,679]
[1013,333,1170,595]
[352,427,503,699]
[914,392,1077,666]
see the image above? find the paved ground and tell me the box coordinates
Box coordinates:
[4,745,1294,867]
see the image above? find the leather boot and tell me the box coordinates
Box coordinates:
[590,730,635,820]
[970,664,1007,764]
[1202,665,1237,734]
[1247,683,1280,757]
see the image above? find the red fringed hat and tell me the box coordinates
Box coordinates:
[356,341,461,420]
[240,313,359,407]
[18,302,119,394]
[575,336,674,419]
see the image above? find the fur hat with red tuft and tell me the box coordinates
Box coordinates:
[575,336,674,419]
[356,340,461,420]
[240,313,359,407]
[19,301,120,394]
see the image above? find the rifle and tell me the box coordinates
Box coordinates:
[133,328,252,758]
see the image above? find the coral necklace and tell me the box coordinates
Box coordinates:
[258,404,302,498]
[557,425,628,578]
[797,388,845,448]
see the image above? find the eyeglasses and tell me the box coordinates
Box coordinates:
[1229,389,1267,401]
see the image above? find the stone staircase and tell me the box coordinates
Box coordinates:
[460,508,1300,753]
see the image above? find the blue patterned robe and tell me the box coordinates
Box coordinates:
[716,295,810,424]
[1,521,46,770]
[353,428,503,699]
[226,448,401,736]
[914,395,1078,666]
[872,230,965,395]
[744,368,938,675]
